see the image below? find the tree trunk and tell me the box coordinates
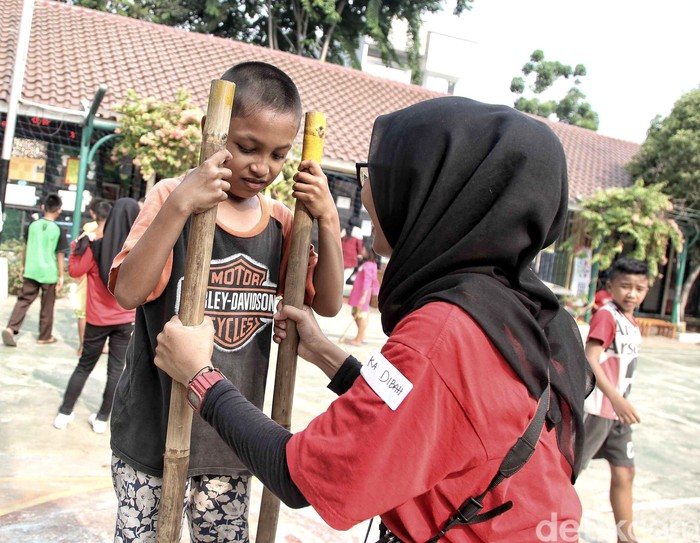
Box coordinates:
[266,0,277,49]
[145,171,156,194]
[290,0,303,54]
[319,0,347,62]
[680,262,700,320]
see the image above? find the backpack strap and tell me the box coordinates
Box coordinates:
[425,381,551,542]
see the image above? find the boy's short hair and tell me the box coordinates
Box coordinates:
[607,258,649,282]
[44,193,62,213]
[91,198,113,222]
[221,62,302,124]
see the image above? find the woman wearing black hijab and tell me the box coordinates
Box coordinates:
[55,198,141,433]
[154,97,593,542]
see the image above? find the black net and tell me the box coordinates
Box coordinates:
[0,112,142,243]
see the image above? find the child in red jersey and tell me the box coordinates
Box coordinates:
[581,258,649,543]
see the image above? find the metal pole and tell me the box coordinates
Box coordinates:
[1,0,36,207]
[584,248,600,324]
[660,247,675,317]
[71,85,107,241]
[671,244,687,325]
[671,230,699,325]
[83,131,119,214]
[87,133,118,165]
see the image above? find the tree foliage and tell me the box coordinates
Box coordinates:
[627,88,700,210]
[0,239,26,296]
[112,89,203,180]
[568,180,684,280]
[624,88,700,320]
[67,0,472,82]
[510,49,599,130]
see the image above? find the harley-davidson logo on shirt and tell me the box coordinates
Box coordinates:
[176,253,277,352]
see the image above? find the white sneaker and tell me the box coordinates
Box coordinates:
[88,413,107,434]
[54,412,74,429]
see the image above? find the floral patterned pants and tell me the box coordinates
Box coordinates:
[111,455,250,542]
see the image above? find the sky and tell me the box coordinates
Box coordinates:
[422,0,699,143]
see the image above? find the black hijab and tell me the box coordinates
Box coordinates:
[92,198,141,287]
[369,96,593,479]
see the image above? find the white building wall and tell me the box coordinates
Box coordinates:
[359,9,478,94]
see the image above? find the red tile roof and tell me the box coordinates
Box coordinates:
[1,0,641,200]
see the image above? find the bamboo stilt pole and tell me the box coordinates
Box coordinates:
[155,79,236,543]
[255,112,326,543]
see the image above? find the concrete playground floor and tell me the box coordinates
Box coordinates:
[1,294,699,542]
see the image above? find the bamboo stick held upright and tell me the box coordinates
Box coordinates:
[155,79,236,543]
[256,112,327,543]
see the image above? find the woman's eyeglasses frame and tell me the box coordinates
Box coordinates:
[355,162,369,190]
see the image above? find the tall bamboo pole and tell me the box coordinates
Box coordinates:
[255,112,326,543]
[155,79,236,543]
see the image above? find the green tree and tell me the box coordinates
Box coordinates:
[667,206,700,322]
[628,88,700,319]
[65,0,192,25]
[627,88,700,210]
[112,89,203,185]
[0,239,26,296]
[627,88,700,318]
[510,49,599,130]
[567,179,683,281]
[69,0,473,83]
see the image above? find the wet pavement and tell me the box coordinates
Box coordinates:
[1,294,699,542]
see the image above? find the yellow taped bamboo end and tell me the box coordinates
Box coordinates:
[302,112,326,162]
[209,79,236,109]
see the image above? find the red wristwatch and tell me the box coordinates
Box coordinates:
[186,368,225,413]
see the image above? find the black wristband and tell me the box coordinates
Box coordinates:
[327,355,362,395]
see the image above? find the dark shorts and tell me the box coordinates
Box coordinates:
[581,413,635,468]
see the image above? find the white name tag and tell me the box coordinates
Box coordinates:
[360,351,413,410]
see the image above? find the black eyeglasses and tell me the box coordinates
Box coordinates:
[355,162,369,190]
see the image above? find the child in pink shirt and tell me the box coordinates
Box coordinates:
[345,246,380,346]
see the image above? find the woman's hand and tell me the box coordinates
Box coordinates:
[154,316,216,385]
[274,302,349,379]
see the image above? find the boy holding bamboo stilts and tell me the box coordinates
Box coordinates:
[108,61,343,542]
